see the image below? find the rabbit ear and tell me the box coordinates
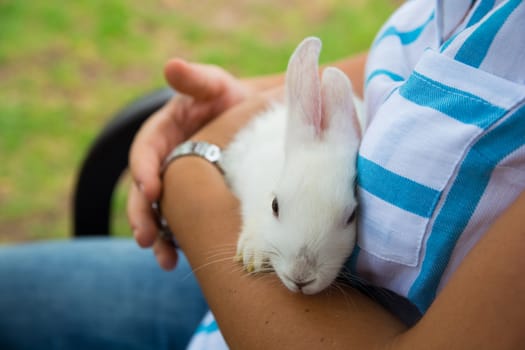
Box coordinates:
[320,67,362,144]
[285,37,323,141]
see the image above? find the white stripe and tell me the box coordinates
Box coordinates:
[436,0,473,42]
[358,189,429,266]
[417,50,525,109]
[360,91,481,191]
[355,249,420,297]
[365,0,438,121]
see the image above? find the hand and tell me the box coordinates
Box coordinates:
[127,59,251,270]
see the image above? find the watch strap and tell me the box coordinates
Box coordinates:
[161,140,224,174]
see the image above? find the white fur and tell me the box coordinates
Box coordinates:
[222,37,362,295]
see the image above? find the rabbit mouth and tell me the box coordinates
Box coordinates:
[282,275,316,294]
[278,272,332,295]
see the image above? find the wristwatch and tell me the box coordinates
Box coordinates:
[154,140,224,243]
[161,140,224,174]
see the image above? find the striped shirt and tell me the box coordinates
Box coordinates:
[188,0,525,348]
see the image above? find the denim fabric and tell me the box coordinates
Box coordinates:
[0,238,207,350]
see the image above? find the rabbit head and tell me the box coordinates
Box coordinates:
[266,37,362,295]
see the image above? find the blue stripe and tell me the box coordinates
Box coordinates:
[365,69,404,86]
[374,11,435,47]
[466,0,495,27]
[357,156,441,218]
[455,0,521,68]
[409,103,525,312]
[399,71,507,129]
[195,319,219,334]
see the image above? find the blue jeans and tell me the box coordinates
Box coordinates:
[0,238,208,350]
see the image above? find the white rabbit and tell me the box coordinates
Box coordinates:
[221,37,362,295]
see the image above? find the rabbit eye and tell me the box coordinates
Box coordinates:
[345,209,356,225]
[272,197,279,218]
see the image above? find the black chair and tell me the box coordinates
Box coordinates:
[72,88,174,236]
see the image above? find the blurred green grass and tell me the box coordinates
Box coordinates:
[0,0,396,242]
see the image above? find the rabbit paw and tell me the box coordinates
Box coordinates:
[234,230,272,273]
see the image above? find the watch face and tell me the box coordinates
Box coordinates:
[204,145,222,163]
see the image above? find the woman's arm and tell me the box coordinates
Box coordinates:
[394,190,525,349]
[162,93,525,348]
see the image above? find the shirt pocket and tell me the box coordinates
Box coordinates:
[357,49,525,267]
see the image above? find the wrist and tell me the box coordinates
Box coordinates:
[161,156,239,254]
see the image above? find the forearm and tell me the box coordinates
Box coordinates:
[162,158,404,349]
[393,190,525,350]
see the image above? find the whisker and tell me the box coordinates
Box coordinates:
[207,243,238,250]
[204,251,236,262]
[204,245,237,255]
[266,243,283,258]
[329,281,357,311]
[189,256,238,276]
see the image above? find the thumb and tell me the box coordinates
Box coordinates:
[164,59,231,100]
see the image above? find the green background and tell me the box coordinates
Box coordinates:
[0,0,397,243]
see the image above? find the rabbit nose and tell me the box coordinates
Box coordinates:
[294,279,315,290]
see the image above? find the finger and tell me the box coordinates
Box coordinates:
[128,102,184,202]
[153,238,179,271]
[127,182,159,248]
[164,59,231,101]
